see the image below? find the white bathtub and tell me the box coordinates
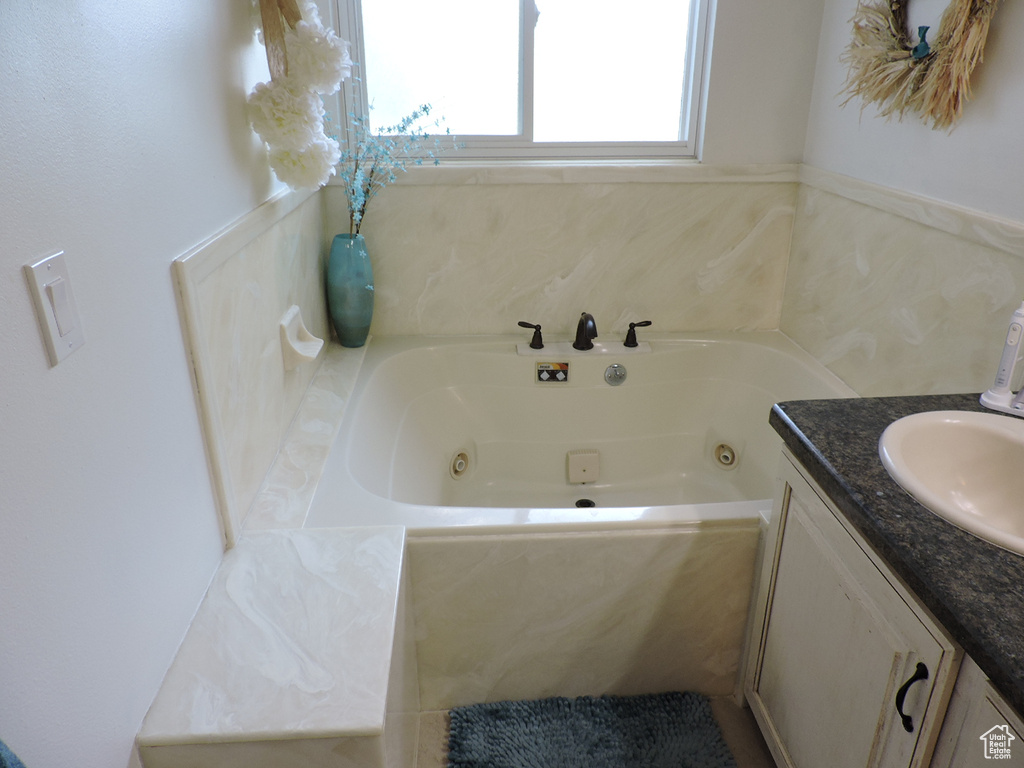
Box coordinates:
[304,332,855,531]
[301,332,857,709]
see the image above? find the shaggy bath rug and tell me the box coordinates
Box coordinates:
[447,691,737,768]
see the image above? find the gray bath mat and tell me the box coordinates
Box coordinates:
[447,691,737,768]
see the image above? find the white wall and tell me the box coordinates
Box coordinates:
[803,0,1024,221]
[701,0,825,164]
[0,3,281,767]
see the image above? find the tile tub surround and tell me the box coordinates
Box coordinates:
[175,189,329,546]
[174,162,1024,549]
[770,394,1024,717]
[319,161,1024,396]
[173,162,1024,548]
[243,343,367,532]
[144,332,775,763]
[322,165,799,337]
[137,527,415,768]
[783,168,1024,397]
[407,523,760,711]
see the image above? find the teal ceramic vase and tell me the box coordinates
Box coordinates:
[327,234,374,348]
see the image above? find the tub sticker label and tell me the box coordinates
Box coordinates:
[537,362,569,383]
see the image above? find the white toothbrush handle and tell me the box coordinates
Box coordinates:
[994,321,1023,391]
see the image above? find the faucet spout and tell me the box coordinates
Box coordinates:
[573,313,598,350]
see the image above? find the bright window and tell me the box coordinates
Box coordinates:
[339,0,709,159]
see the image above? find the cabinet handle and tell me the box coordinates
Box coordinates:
[895,662,929,732]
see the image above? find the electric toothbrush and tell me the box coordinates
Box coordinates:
[980,298,1024,415]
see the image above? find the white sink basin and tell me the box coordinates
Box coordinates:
[879,411,1024,555]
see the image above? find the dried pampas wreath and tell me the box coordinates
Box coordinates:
[841,0,1001,130]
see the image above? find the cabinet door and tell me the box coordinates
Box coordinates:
[930,656,1024,767]
[746,457,958,768]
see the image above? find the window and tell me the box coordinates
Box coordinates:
[334,0,710,160]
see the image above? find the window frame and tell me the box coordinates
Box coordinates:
[328,0,711,161]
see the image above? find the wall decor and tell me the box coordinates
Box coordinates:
[841,0,1001,130]
[247,0,352,189]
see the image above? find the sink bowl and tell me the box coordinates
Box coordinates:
[879,410,1024,555]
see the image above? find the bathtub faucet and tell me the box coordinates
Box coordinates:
[573,313,598,351]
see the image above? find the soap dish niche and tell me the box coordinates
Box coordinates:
[280,305,324,371]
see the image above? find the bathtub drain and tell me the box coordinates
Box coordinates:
[575,498,596,508]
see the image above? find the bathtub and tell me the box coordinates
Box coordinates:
[304,331,855,531]
[301,331,856,711]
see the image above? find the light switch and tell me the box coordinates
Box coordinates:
[24,251,85,366]
[45,277,76,337]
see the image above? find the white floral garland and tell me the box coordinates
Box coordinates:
[247,0,352,189]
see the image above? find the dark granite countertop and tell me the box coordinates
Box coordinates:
[770,393,1024,717]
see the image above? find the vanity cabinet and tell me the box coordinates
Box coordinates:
[930,655,1024,767]
[744,453,960,768]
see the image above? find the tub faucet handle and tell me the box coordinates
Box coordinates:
[624,321,652,348]
[518,321,544,349]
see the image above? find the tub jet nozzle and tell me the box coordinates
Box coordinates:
[714,443,738,468]
[450,451,470,479]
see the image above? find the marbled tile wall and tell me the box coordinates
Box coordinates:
[322,172,798,337]
[137,527,406,768]
[781,170,1024,396]
[385,560,420,768]
[178,191,328,544]
[406,523,760,711]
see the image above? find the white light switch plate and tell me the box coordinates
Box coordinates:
[24,251,85,366]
